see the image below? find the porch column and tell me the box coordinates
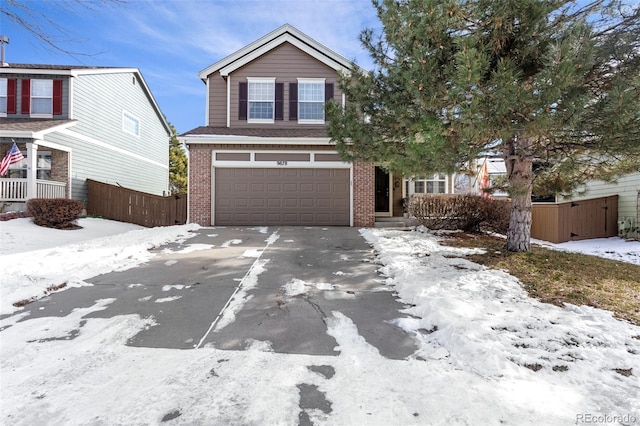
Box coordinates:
[26,142,38,200]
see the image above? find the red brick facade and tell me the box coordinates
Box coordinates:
[188,146,212,225]
[187,145,376,227]
[353,161,375,227]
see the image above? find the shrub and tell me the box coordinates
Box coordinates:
[26,198,84,229]
[409,194,510,233]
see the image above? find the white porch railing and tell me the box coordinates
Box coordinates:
[1,179,67,201]
[37,180,67,199]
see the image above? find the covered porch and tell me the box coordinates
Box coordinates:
[1,178,67,201]
[0,119,75,206]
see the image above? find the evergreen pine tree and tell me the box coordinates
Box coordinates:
[327,0,640,252]
[168,122,188,195]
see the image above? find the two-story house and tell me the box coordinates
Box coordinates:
[182,24,379,227]
[0,64,170,211]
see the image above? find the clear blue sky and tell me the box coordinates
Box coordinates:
[0,0,379,134]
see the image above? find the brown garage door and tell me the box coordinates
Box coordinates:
[215,168,350,226]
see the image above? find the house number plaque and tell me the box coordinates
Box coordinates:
[276,161,288,166]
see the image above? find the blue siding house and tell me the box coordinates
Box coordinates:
[0,64,170,210]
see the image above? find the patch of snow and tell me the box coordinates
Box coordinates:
[265,232,280,245]
[164,260,178,266]
[537,237,640,266]
[162,285,186,291]
[0,219,199,315]
[163,243,213,254]
[283,279,336,297]
[241,249,262,258]
[155,296,182,303]
[220,239,242,248]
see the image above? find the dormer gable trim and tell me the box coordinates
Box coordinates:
[199,24,353,81]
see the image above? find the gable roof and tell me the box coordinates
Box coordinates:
[1,64,170,135]
[198,24,354,81]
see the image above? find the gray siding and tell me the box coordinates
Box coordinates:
[207,42,342,128]
[44,131,169,202]
[561,172,640,221]
[55,71,168,199]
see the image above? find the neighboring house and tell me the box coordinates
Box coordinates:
[560,171,640,238]
[0,64,170,211]
[473,157,508,199]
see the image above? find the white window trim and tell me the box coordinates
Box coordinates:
[247,77,276,124]
[30,79,53,118]
[0,77,7,117]
[122,110,141,137]
[406,174,449,195]
[297,78,326,124]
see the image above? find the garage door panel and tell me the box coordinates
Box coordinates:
[300,198,314,208]
[284,198,299,207]
[215,168,350,226]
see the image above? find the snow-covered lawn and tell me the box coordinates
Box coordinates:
[1,218,638,425]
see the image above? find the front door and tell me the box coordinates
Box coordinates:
[375,166,391,215]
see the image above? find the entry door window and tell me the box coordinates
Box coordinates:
[375,166,390,212]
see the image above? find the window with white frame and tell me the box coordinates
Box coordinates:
[123,111,140,136]
[7,151,52,180]
[413,174,447,194]
[298,79,325,123]
[31,79,53,117]
[0,78,7,115]
[248,78,275,122]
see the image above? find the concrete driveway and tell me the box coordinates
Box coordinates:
[16,227,416,359]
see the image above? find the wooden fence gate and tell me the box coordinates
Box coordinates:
[87,179,187,228]
[531,195,618,243]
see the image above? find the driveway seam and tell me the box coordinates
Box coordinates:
[195,228,281,349]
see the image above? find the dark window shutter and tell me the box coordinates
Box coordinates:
[53,80,63,115]
[289,82,297,120]
[325,83,334,102]
[21,79,30,115]
[238,82,248,121]
[6,78,17,114]
[275,82,284,121]
[324,83,334,121]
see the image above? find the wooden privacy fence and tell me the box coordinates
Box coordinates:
[87,179,187,227]
[531,195,618,243]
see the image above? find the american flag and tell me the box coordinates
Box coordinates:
[0,141,25,176]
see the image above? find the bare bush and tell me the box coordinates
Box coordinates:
[26,198,84,229]
[409,194,509,233]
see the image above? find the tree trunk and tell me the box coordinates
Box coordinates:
[504,137,534,252]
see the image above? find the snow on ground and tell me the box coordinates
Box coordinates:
[1,219,639,425]
[0,217,199,315]
[538,237,640,265]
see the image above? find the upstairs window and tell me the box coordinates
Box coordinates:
[298,79,325,123]
[123,111,140,136]
[247,78,275,123]
[31,79,53,117]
